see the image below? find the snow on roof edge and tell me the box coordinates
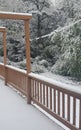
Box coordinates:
[0,11,32,16]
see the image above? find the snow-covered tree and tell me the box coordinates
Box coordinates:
[60,0,75,18]
[24,0,51,38]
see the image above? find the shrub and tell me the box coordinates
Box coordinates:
[51,22,81,80]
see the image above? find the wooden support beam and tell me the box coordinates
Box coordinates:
[0,27,6,32]
[3,31,7,65]
[0,27,7,65]
[24,20,31,74]
[0,27,7,85]
[0,11,32,20]
[24,20,31,104]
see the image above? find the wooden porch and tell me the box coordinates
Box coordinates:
[0,11,81,130]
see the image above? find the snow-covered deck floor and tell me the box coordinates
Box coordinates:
[0,79,64,130]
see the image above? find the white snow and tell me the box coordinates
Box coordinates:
[30,10,42,15]
[0,27,6,29]
[51,0,55,5]
[0,11,32,16]
[0,79,64,130]
[6,64,27,74]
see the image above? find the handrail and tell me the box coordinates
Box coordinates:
[6,65,26,74]
[29,73,81,95]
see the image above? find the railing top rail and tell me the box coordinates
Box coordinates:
[6,64,27,74]
[29,72,81,95]
[0,11,32,20]
[0,27,6,32]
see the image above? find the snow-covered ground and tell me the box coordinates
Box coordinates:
[40,71,81,89]
[0,79,64,130]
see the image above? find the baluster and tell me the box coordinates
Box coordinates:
[58,90,60,115]
[40,83,42,103]
[36,81,38,100]
[73,97,76,126]
[33,80,35,98]
[79,99,81,129]
[67,94,70,121]
[43,84,45,105]
[54,89,56,113]
[34,80,36,99]
[38,82,39,101]
[46,85,48,108]
[32,79,34,97]
[62,92,65,118]
[27,77,31,104]
[50,87,52,110]
[36,81,38,101]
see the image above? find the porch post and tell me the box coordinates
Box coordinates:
[24,20,31,104]
[3,31,7,65]
[79,99,81,129]
[3,31,7,85]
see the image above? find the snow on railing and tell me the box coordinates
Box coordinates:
[29,73,81,94]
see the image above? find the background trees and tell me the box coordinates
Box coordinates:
[27,0,51,38]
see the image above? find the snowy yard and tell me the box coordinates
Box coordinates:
[40,71,81,89]
[0,79,64,130]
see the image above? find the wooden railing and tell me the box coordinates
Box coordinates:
[0,63,81,130]
[29,73,81,130]
[0,64,27,96]
[0,63,5,78]
[0,64,81,130]
[5,65,27,96]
